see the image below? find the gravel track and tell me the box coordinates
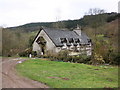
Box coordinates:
[2,57,49,88]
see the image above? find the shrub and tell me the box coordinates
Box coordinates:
[110,53,120,65]
[80,55,91,64]
[8,54,11,57]
[56,50,69,61]
[19,51,28,57]
[19,48,32,57]
[46,50,91,64]
[72,55,91,64]
[31,51,37,57]
[91,53,105,65]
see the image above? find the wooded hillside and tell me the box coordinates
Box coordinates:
[8,12,119,32]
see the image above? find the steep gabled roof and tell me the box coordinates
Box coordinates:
[33,28,90,47]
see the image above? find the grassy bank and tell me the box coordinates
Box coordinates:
[16,59,118,88]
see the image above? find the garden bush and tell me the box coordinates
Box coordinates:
[31,51,37,57]
[19,48,32,57]
[109,53,120,65]
[90,53,105,65]
[46,50,91,64]
[19,51,29,57]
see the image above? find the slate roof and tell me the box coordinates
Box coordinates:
[34,28,91,47]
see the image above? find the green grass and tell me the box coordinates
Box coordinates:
[16,59,118,88]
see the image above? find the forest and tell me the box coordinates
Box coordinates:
[1,8,120,65]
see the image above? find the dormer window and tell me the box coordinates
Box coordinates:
[68,38,74,43]
[74,38,80,43]
[87,39,92,43]
[60,38,67,43]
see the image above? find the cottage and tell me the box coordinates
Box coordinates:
[32,27,92,56]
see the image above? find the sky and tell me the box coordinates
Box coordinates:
[0,0,119,27]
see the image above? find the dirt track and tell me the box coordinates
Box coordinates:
[2,57,49,88]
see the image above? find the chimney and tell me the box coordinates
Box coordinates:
[73,24,81,36]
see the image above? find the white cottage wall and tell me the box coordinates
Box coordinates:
[32,29,57,55]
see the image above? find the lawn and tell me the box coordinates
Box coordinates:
[16,59,118,88]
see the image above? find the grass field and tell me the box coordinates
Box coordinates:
[16,59,118,88]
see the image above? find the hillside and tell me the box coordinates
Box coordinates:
[7,12,119,32]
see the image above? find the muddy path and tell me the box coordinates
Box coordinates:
[2,57,49,88]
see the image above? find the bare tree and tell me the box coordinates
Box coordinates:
[86,8,106,15]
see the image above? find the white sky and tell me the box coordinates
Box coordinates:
[0,0,119,27]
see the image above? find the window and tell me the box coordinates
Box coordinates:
[36,37,46,45]
[60,38,67,43]
[87,39,91,43]
[68,38,74,43]
[74,38,80,43]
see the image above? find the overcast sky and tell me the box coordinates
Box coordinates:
[0,0,119,27]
